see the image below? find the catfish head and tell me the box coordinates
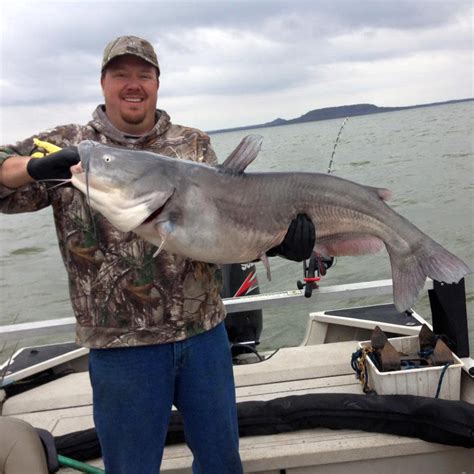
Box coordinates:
[71,140,176,232]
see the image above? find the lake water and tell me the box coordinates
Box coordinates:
[1,101,473,363]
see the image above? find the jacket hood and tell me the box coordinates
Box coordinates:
[88,105,172,145]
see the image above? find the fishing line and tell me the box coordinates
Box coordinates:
[39,178,72,190]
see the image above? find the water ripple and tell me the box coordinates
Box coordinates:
[10,246,45,256]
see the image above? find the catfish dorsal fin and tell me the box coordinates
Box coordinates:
[221,135,263,173]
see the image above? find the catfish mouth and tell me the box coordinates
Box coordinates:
[141,190,175,225]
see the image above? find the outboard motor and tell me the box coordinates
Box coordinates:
[221,263,263,358]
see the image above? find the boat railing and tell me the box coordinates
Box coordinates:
[0,279,434,343]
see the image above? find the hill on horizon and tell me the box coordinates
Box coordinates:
[208,98,473,134]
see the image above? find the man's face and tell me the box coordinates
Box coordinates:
[101,55,159,135]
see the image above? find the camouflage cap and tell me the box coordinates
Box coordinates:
[102,36,160,76]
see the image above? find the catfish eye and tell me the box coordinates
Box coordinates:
[104,155,112,163]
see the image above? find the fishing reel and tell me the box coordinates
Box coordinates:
[297,252,334,298]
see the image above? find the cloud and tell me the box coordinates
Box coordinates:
[0,0,472,142]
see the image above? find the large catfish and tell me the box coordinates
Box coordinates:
[71,136,471,312]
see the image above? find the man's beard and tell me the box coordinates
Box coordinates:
[122,111,147,125]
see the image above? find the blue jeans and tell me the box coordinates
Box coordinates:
[89,322,242,474]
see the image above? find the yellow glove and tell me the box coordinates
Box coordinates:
[30,138,62,158]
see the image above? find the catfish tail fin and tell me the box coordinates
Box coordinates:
[389,239,471,312]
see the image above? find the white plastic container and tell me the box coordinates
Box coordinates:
[358,335,463,400]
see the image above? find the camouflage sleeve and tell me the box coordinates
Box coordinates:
[0,124,83,213]
[0,135,50,211]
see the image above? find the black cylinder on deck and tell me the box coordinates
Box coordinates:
[221,263,263,356]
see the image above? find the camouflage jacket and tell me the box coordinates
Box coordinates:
[0,106,226,348]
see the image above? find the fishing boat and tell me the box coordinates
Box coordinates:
[1,260,473,473]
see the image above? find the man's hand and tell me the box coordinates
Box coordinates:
[267,214,315,262]
[27,147,80,181]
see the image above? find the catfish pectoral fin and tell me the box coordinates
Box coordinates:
[152,237,167,258]
[151,221,174,258]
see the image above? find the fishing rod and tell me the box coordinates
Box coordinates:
[327,116,349,175]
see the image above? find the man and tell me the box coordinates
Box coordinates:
[0,36,315,473]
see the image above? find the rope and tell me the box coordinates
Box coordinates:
[351,348,377,394]
[435,363,452,399]
[418,348,434,358]
[419,347,452,398]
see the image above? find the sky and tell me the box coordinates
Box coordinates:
[0,0,472,143]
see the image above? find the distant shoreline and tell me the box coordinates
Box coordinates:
[208,98,473,134]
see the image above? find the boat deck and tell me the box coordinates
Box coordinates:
[3,340,471,473]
